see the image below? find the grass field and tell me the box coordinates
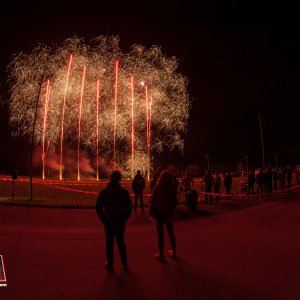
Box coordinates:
[0,175,297,208]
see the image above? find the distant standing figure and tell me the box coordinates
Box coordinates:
[150,167,162,192]
[170,172,180,204]
[224,172,232,199]
[213,171,221,202]
[296,167,300,185]
[279,166,286,189]
[132,170,146,212]
[265,167,273,198]
[96,170,133,271]
[256,168,265,201]
[286,164,293,192]
[272,168,278,190]
[248,170,255,194]
[149,170,178,261]
[203,169,215,204]
[180,172,195,204]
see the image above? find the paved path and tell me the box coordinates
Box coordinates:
[1,192,300,300]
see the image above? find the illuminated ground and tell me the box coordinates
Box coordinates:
[0,189,300,299]
[0,175,140,207]
[1,175,293,207]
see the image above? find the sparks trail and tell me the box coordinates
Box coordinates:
[6,36,190,179]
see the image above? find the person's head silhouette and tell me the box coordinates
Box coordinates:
[110,170,121,183]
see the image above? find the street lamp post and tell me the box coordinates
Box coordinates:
[205,154,210,171]
[29,75,44,201]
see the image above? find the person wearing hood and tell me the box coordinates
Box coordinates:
[96,170,132,271]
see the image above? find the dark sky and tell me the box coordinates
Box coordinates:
[1,1,300,173]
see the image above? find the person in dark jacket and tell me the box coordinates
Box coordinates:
[149,170,178,261]
[96,170,132,271]
[272,168,278,190]
[248,170,256,194]
[150,167,162,192]
[224,172,232,199]
[279,166,286,189]
[180,172,195,204]
[256,168,265,201]
[213,171,221,202]
[203,169,215,204]
[132,170,146,212]
[286,164,293,192]
[265,167,273,199]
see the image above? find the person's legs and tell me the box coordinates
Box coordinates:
[115,225,128,267]
[226,186,230,199]
[256,184,263,201]
[139,194,144,212]
[214,186,220,202]
[134,194,138,211]
[204,189,208,203]
[165,218,176,257]
[228,186,232,199]
[155,222,165,257]
[208,188,213,204]
[185,190,189,205]
[104,224,115,268]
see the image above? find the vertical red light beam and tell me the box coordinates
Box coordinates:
[148,96,153,181]
[42,79,51,179]
[77,65,86,181]
[145,85,150,180]
[130,76,135,178]
[113,60,119,169]
[59,54,73,180]
[96,79,100,181]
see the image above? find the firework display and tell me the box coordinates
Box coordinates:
[6,36,190,179]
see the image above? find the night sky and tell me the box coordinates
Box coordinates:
[0,1,300,174]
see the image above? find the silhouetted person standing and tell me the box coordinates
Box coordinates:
[224,172,232,199]
[287,164,293,192]
[169,171,180,204]
[273,168,278,190]
[150,167,162,192]
[132,170,146,212]
[279,166,286,189]
[214,171,221,202]
[265,167,273,198]
[181,172,194,204]
[296,167,300,185]
[256,168,265,201]
[96,170,132,271]
[203,169,215,204]
[149,170,177,261]
[248,170,255,194]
